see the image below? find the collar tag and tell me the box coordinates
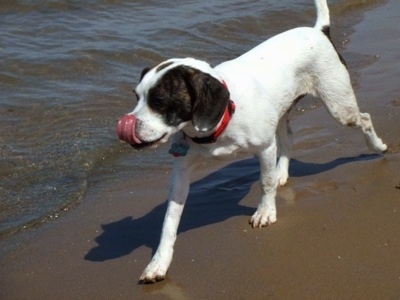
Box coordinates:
[169,142,189,157]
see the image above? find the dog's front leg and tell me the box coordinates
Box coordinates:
[139,156,193,283]
[250,142,278,228]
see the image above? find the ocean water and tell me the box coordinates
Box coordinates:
[0,0,384,236]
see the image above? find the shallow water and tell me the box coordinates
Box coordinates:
[0,0,386,236]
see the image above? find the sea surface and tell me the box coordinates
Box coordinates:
[0,0,386,236]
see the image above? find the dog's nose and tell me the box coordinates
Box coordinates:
[117,114,143,145]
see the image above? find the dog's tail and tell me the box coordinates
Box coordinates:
[314,0,330,30]
[314,0,348,67]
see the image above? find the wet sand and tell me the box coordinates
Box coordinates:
[1,0,400,298]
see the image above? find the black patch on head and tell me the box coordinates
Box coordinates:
[147,67,193,127]
[156,61,174,73]
[139,62,174,84]
[147,66,230,131]
[321,25,347,68]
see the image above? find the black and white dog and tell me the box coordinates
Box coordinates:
[117,0,387,283]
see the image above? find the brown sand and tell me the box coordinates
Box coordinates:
[1,1,399,299]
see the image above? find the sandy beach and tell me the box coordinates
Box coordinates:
[1,0,399,299]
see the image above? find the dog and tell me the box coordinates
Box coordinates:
[117,0,387,283]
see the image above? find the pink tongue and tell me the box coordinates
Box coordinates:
[117,114,142,145]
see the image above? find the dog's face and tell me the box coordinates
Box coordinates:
[117,59,230,148]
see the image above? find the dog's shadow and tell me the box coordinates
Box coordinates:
[84,154,379,262]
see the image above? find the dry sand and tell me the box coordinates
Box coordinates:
[1,0,399,299]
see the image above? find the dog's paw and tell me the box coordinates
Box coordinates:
[139,271,166,284]
[249,207,277,228]
[276,160,290,186]
[368,139,387,154]
[139,252,172,284]
[277,170,289,186]
[139,262,168,284]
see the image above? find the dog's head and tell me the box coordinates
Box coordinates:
[117,58,230,148]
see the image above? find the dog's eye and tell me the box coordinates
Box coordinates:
[151,96,164,107]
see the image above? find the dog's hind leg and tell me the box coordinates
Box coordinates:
[358,112,387,153]
[276,113,292,186]
[316,64,387,153]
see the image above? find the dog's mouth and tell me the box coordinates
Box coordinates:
[117,114,167,149]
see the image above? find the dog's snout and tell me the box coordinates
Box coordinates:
[117,114,143,145]
[135,118,143,129]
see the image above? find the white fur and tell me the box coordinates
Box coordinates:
[133,0,387,282]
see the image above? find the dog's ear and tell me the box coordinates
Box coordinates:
[190,72,230,132]
[140,67,151,82]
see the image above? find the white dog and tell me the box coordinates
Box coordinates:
[117,0,387,283]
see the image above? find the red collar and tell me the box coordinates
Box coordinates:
[190,80,236,144]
